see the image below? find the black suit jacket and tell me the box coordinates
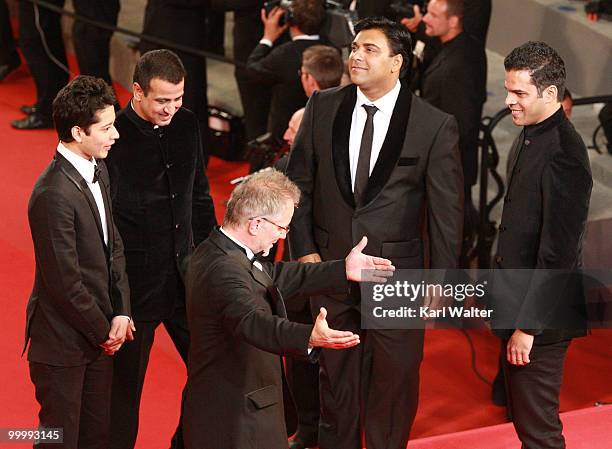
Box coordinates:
[287,82,463,275]
[246,38,322,139]
[25,152,130,366]
[490,108,592,343]
[421,32,487,187]
[106,105,216,321]
[182,228,348,449]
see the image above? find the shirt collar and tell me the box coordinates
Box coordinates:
[57,142,97,184]
[292,34,320,41]
[219,226,255,261]
[126,99,161,135]
[356,80,401,118]
[524,106,565,139]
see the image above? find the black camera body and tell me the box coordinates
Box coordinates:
[263,0,294,26]
[263,0,356,48]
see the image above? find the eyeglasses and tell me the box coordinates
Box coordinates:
[250,216,290,233]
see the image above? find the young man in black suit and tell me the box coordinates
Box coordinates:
[286,17,463,449]
[491,41,592,449]
[420,0,487,265]
[25,75,132,449]
[246,0,326,140]
[182,169,394,449]
[106,49,216,449]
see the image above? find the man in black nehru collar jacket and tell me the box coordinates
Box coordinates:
[105,49,217,449]
[490,41,592,449]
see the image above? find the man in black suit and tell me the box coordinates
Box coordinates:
[420,0,487,265]
[490,41,592,449]
[106,49,217,449]
[25,75,131,449]
[246,0,326,140]
[286,17,463,449]
[182,169,395,449]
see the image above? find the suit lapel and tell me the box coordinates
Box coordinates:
[332,85,357,208]
[56,154,106,247]
[97,163,114,254]
[209,229,287,317]
[362,82,413,206]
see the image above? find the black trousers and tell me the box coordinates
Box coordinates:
[503,339,571,449]
[72,0,119,86]
[312,297,424,449]
[0,0,18,65]
[29,353,113,449]
[110,307,190,449]
[18,0,68,118]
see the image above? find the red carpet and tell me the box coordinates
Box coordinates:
[1,64,611,448]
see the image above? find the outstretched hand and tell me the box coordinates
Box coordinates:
[345,236,395,282]
[309,307,360,349]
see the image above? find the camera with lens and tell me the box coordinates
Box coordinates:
[263,0,294,26]
[263,0,356,48]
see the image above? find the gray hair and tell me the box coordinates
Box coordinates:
[223,169,301,227]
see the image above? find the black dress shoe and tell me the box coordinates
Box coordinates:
[0,55,20,81]
[11,113,53,130]
[288,435,318,449]
[20,104,37,115]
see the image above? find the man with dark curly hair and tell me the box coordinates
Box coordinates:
[25,75,131,449]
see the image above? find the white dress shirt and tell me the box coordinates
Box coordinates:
[348,80,402,191]
[57,143,108,245]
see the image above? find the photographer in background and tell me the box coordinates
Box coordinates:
[246,0,326,141]
[419,0,486,267]
[400,0,491,91]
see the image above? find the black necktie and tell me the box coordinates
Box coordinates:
[92,165,101,183]
[354,104,378,207]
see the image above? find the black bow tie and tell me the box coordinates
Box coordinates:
[92,165,101,183]
[250,251,265,265]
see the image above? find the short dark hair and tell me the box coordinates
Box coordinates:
[504,41,566,101]
[133,49,186,95]
[444,0,464,20]
[302,45,344,89]
[52,75,116,143]
[291,0,326,36]
[354,17,412,78]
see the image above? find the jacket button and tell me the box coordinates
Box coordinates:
[495,255,504,264]
[176,252,180,258]
[166,163,172,169]
[175,223,180,229]
[499,225,506,232]
[525,139,531,146]
[171,193,177,199]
